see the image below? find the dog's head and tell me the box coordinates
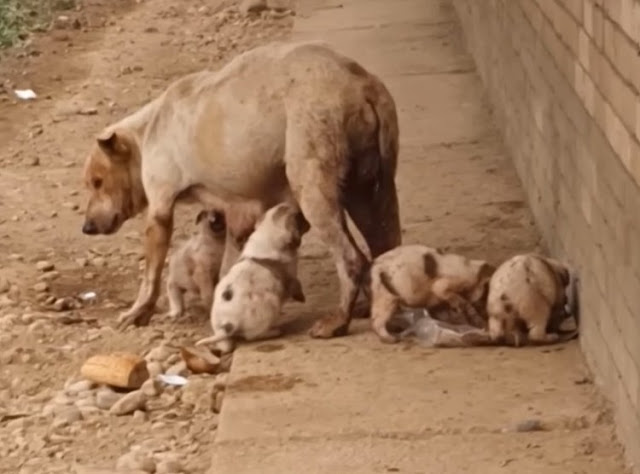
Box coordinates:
[81,128,146,235]
[467,260,496,307]
[251,203,310,252]
[196,209,226,239]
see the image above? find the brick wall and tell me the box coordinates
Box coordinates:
[451,0,640,470]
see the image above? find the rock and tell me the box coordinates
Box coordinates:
[75,258,88,267]
[181,376,215,413]
[147,362,163,378]
[214,390,224,413]
[33,282,49,293]
[155,458,183,474]
[165,361,188,377]
[145,344,173,363]
[90,257,106,267]
[214,373,229,391]
[513,419,544,432]
[110,390,147,416]
[66,380,96,395]
[39,271,60,282]
[36,261,55,272]
[52,297,74,311]
[240,0,267,14]
[0,276,10,293]
[52,405,83,428]
[180,346,220,374]
[95,388,122,410]
[141,378,163,397]
[116,450,156,473]
[132,410,147,423]
[267,0,294,11]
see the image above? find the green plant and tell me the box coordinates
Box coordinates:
[0,0,76,48]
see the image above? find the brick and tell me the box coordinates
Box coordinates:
[599,57,637,133]
[562,0,583,23]
[603,101,633,171]
[592,4,605,47]
[550,0,581,54]
[583,0,594,36]
[603,17,640,93]
[578,28,590,68]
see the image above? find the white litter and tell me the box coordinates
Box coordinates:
[79,291,97,302]
[14,89,37,100]
[157,374,188,387]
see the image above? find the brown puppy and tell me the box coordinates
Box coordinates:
[486,253,575,347]
[80,40,401,334]
[165,209,226,319]
[368,245,495,343]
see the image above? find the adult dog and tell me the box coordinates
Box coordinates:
[81,40,402,337]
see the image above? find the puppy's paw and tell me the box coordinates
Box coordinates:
[308,313,350,339]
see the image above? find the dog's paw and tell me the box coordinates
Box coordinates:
[308,313,350,339]
[116,305,156,330]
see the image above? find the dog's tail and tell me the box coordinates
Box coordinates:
[195,322,236,347]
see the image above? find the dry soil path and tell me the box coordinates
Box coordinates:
[207,1,628,473]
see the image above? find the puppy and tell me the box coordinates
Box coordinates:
[165,209,226,318]
[486,253,576,347]
[367,245,495,343]
[195,203,309,353]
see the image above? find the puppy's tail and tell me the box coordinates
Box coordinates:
[195,322,236,347]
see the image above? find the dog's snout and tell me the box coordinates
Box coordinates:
[82,220,98,235]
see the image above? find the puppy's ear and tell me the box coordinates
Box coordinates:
[195,210,207,224]
[287,277,305,303]
[97,130,132,161]
[478,262,496,281]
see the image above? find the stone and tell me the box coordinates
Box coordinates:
[52,405,83,428]
[132,410,147,423]
[116,450,156,473]
[36,261,55,272]
[165,361,188,377]
[109,390,147,416]
[145,344,173,363]
[33,282,49,293]
[0,275,10,293]
[95,388,122,410]
[147,362,163,378]
[66,380,96,395]
[156,459,183,474]
[240,0,267,14]
[141,378,163,397]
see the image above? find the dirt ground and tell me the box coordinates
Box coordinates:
[0,0,629,473]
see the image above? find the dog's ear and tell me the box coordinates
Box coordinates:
[96,129,131,161]
[195,210,207,224]
[287,277,305,303]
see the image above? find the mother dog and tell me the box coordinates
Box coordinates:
[81,40,402,338]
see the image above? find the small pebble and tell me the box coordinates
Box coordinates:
[36,261,55,272]
[96,388,122,410]
[52,405,83,428]
[513,419,543,432]
[116,450,156,473]
[33,282,49,293]
[165,361,188,377]
[110,390,147,416]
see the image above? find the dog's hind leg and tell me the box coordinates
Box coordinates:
[284,111,367,339]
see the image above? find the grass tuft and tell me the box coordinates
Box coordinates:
[0,0,76,48]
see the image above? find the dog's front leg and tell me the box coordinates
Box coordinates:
[117,209,174,329]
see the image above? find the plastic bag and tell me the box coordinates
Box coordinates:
[395,307,492,348]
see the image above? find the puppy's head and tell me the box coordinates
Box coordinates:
[196,209,226,238]
[251,203,310,252]
[81,129,146,236]
[468,260,496,307]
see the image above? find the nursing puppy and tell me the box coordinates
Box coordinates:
[486,253,577,347]
[368,245,495,343]
[165,209,227,318]
[196,203,309,353]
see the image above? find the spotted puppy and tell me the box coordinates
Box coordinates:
[195,203,309,353]
[165,209,226,318]
[368,245,496,343]
[487,253,576,347]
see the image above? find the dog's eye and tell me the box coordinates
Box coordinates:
[92,178,103,189]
